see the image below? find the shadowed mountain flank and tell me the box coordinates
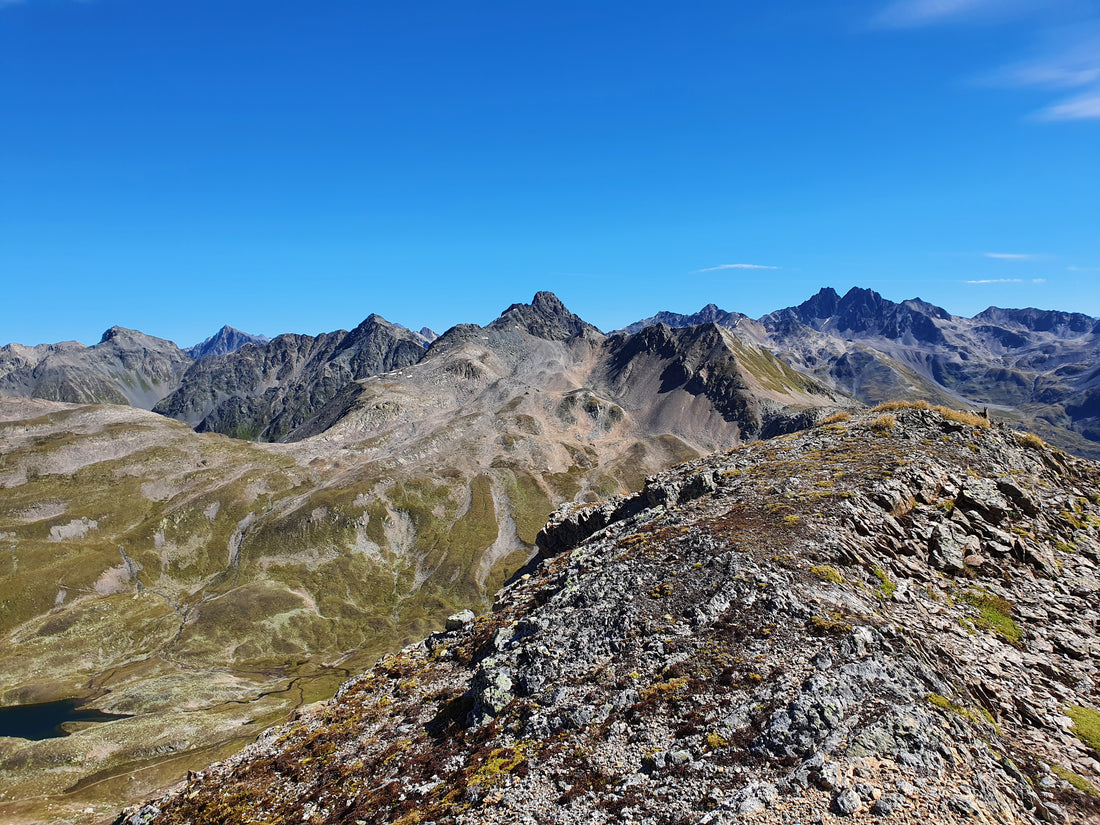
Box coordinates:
[154,314,429,441]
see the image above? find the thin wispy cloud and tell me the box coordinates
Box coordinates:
[872,0,1038,29]
[966,278,1024,284]
[1032,278,1046,283]
[872,3,1100,121]
[990,24,1100,121]
[1038,91,1100,121]
[984,252,1037,261]
[696,264,780,273]
[1068,265,1100,272]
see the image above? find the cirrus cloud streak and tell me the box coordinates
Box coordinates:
[695,264,780,273]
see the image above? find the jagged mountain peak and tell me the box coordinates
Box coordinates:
[185,325,270,360]
[493,290,602,341]
[334,313,412,355]
[793,285,842,319]
[127,404,1100,825]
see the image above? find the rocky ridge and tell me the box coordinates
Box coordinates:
[155,314,428,441]
[620,287,1100,459]
[125,405,1100,824]
[0,327,192,409]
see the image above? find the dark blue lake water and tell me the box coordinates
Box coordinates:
[0,699,129,741]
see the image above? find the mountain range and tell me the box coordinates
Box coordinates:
[2,287,1097,458]
[0,290,1097,823]
[0,292,846,824]
[622,287,1100,458]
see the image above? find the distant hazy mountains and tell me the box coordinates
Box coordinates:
[1,287,1098,456]
[184,325,270,360]
[620,286,1100,458]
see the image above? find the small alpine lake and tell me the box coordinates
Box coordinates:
[0,698,130,741]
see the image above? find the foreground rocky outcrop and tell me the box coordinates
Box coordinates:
[122,406,1100,824]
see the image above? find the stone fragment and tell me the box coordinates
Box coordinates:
[957,480,1011,524]
[834,787,864,815]
[996,479,1039,515]
[872,794,901,815]
[445,610,476,631]
[948,795,981,818]
[730,781,778,815]
[928,524,978,575]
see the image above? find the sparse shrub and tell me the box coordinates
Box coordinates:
[872,566,896,599]
[704,731,728,750]
[1066,705,1100,750]
[961,589,1021,645]
[872,400,929,412]
[1014,431,1045,450]
[924,693,998,731]
[933,405,991,429]
[809,612,851,634]
[810,565,844,584]
[1052,764,1100,797]
[818,411,851,426]
[870,414,896,433]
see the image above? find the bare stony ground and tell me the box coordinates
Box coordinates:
[124,406,1100,824]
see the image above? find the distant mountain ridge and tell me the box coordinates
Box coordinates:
[0,326,192,409]
[156,314,429,441]
[2,288,1099,455]
[619,286,1100,458]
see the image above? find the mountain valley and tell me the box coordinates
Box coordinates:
[122,405,1100,825]
[0,293,844,823]
[0,290,1096,823]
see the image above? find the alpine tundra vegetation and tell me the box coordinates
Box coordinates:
[119,405,1100,824]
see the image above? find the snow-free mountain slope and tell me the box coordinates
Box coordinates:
[129,405,1100,825]
[184,325,270,360]
[155,314,428,441]
[621,287,1100,458]
[0,326,192,409]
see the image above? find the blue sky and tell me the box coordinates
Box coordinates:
[1,0,1098,346]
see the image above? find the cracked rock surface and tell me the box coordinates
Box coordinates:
[123,407,1100,824]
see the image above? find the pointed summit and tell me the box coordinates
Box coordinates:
[792,287,841,321]
[186,325,269,360]
[493,291,602,341]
